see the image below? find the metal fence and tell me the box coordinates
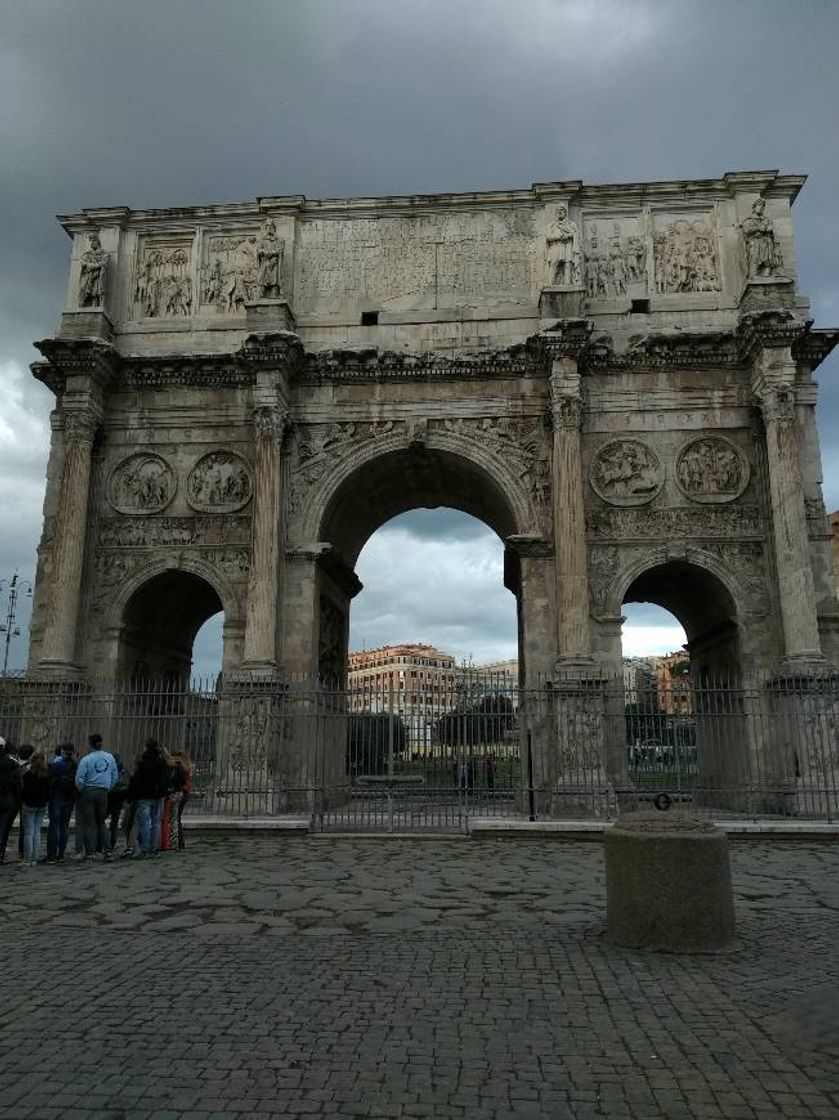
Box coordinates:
[1,671,837,829]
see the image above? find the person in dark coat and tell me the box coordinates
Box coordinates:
[46,742,77,863]
[0,740,22,864]
[20,752,51,866]
[132,739,170,857]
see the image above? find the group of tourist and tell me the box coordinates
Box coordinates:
[0,733,192,867]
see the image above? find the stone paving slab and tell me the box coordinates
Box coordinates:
[1,835,838,1119]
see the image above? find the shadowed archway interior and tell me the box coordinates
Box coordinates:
[117,570,223,683]
[623,561,740,679]
[319,446,521,569]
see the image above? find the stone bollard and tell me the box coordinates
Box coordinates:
[605,811,735,952]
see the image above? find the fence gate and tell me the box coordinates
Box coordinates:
[313,676,522,833]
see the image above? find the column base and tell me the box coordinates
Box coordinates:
[765,661,839,818]
[232,661,283,684]
[548,667,616,818]
[737,277,796,313]
[32,660,88,681]
[58,310,114,341]
[245,299,296,331]
[539,286,585,320]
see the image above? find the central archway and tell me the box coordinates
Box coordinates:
[319,445,524,568]
[284,439,554,825]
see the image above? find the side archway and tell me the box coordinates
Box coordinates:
[619,556,751,809]
[109,562,239,684]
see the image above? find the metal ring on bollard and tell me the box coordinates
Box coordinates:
[653,791,672,812]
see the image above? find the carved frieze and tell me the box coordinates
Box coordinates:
[652,215,720,294]
[98,515,251,548]
[186,451,253,513]
[675,437,750,504]
[438,416,551,508]
[135,242,193,318]
[586,504,764,541]
[289,421,395,512]
[700,541,769,611]
[108,453,176,515]
[588,546,621,612]
[202,234,257,312]
[589,440,662,506]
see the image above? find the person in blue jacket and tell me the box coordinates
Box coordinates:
[46,742,77,863]
[74,733,118,860]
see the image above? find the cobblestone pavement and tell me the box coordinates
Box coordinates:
[1,835,838,1119]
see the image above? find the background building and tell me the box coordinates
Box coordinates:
[348,643,458,747]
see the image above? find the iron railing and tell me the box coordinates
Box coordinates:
[1,671,837,829]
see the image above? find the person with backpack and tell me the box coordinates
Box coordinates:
[0,739,22,865]
[46,742,76,863]
[74,733,118,860]
[20,752,50,867]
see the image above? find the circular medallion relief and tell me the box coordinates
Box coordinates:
[675,437,749,504]
[186,450,253,513]
[108,453,176,515]
[590,439,663,506]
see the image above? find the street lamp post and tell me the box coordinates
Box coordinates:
[0,573,33,676]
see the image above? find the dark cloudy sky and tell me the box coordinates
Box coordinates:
[1,0,837,675]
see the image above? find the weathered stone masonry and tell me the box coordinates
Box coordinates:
[25,171,839,808]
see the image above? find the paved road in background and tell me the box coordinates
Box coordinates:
[1,835,838,1119]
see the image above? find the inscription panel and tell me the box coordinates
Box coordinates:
[296,210,539,311]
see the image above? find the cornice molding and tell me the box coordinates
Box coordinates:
[297,345,539,383]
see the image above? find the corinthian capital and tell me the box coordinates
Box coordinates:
[62,409,97,446]
[755,384,796,426]
[252,405,290,443]
[551,395,583,430]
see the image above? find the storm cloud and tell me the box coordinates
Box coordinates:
[1,0,837,673]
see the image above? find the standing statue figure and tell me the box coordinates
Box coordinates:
[256,218,284,298]
[544,205,580,287]
[740,198,783,279]
[78,231,108,308]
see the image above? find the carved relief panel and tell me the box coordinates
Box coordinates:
[108,453,176,515]
[134,237,195,318]
[201,233,258,313]
[651,212,720,295]
[186,451,253,513]
[583,216,647,301]
[675,437,750,504]
[589,440,663,506]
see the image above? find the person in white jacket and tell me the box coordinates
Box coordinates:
[74,733,118,860]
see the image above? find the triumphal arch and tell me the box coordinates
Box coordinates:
[24,170,839,815]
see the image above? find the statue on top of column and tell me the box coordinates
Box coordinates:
[256,218,284,298]
[78,231,108,308]
[544,205,581,287]
[740,198,784,279]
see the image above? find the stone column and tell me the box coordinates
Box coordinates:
[235,331,301,675]
[544,321,593,665]
[745,314,822,663]
[40,408,98,669]
[242,404,287,672]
